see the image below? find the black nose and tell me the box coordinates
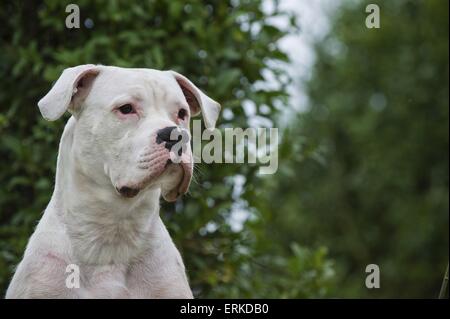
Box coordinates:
[156,126,182,150]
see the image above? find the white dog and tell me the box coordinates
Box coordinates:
[6,65,220,298]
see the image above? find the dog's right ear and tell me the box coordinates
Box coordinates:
[38,64,99,121]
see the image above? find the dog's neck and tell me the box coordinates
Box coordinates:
[51,117,162,265]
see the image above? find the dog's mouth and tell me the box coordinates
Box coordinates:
[116,186,140,198]
[115,152,192,201]
[161,156,193,202]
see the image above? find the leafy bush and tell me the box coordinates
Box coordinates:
[264,0,449,298]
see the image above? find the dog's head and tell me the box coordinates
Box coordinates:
[38,65,220,202]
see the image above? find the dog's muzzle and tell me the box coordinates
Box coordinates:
[116,127,193,200]
[156,126,193,202]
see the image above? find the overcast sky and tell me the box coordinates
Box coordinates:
[228,1,340,231]
[265,0,339,114]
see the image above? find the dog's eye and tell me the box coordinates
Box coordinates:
[178,108,188,120]
[118,104,135,114]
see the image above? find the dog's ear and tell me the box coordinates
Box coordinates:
[38,64,99,121]
[169,71,221,129]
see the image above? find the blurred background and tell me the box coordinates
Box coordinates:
[0,0,448,298]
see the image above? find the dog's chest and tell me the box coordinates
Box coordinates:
[78,264,133,298]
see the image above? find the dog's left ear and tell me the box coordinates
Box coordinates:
[38,64,100,121]
[169,71,221,129]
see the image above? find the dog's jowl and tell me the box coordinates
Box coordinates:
[5,65,220,299]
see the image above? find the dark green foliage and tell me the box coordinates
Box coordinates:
[0,0,333,297]
[263,0,449,298]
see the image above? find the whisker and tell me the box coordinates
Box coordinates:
[191,172,200,186]
[193,163,206,177]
